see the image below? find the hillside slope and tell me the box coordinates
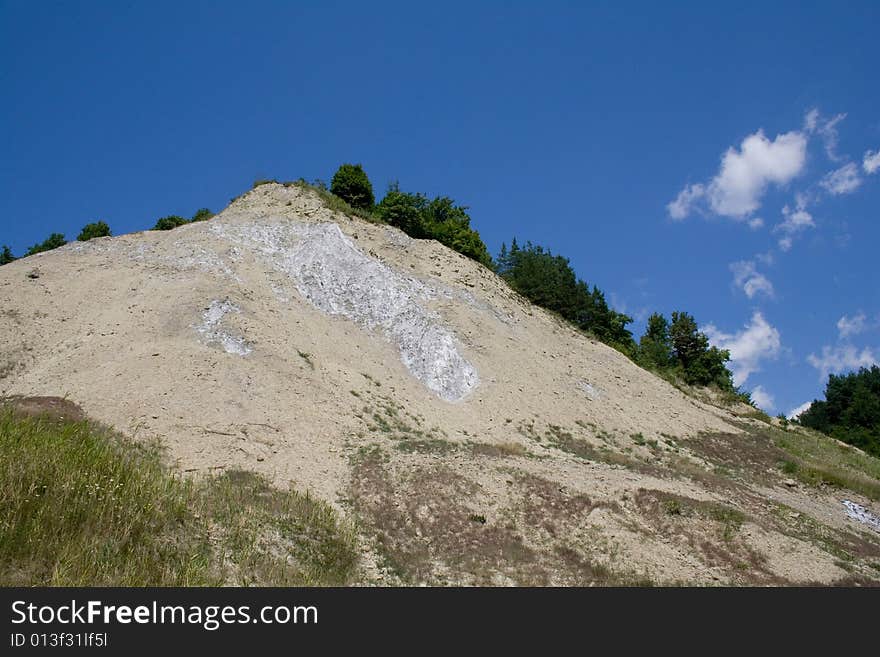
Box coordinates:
[2,182,879,585]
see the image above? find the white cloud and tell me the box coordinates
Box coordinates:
[750,385,775,412]
[704,312,782,387]
[837,312,867,339]
[755,251,775,266]
[609,292,649,323]
[667,183,706,220]
[779,202,815,230]
[803,109,819,134]
[668,129,807,220]
[730,260,774,299]
[807,344,877,380]
[708,130,807,218]
[774,194,815,251]
[747,217,764,230]
[821,162,862,195]
[786,401,813,420]
[865,149,880,174]
[805,110,846,161]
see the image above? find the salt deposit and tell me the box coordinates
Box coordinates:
[210,220,479,401]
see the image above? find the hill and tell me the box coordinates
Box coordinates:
[2,182,879,585]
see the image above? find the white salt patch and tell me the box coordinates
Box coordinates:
[842,500,880,532]
[578,380,601,401]
[196,299,251,356]
[210,220,479,401]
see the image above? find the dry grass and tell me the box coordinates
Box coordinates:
[632,488,786,585]
[541,423,668,478]
[350,449,641,586]
[469,441,530,458]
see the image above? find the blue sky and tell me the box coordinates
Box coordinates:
[2,1,878,416]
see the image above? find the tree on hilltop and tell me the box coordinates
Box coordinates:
[77,221,111,241]
[330,164,375,210]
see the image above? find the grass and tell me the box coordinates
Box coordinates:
[469,441,530,458]
[770,425,880,501]
[356,392,447,449]
[664,499,683,516]
[203,470,358,586]
[0,401,357,586]
[394,438,458,455]
[297,350,315,369]
[707,504,746,542]
[233,179,384,225]
[540,424,667,477]
[284,179,384,224]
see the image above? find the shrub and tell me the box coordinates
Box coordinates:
[25,233,67,256]
[375,184,493,267]
[0,245,14,265]
[152,215,189,231]
[191,208,214,222]
[77,221,111,241]
[420,196,493,267]
[375,186,427,235]
[330,164,375,210]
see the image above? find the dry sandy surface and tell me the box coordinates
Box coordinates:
[2,182,879,585]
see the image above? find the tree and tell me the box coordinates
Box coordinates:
[330,163,374,210]
[669,311,733,388]
[639,313,673,369]
[0,245,14,265]
[191,208,214,222]
[669,311,704,369]
[496,239,634,349]
[375,184,494,267]
[375,185,428,235]
[686,345,733,389]
[152,215,189,231]
[799,365,880,456]
[420,195,492,266]
[25,233,67,256]
[77,221,111,241]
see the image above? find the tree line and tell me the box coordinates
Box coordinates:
[495,239,736,391]
[797,366,880,457]
[1,209,216,265]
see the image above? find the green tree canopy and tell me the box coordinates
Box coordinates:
[668,311,733,388]
[375,186,428,236]
[0,245,14,265]
[496,239,634,349]
[25,233,67,256]
[330,163,375,210]
[798,365,880,457]
[152,216,189,231]
[638,313,673,369]
[191,208,214,222]
[375,184,493,267]
[77,221,111,241]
